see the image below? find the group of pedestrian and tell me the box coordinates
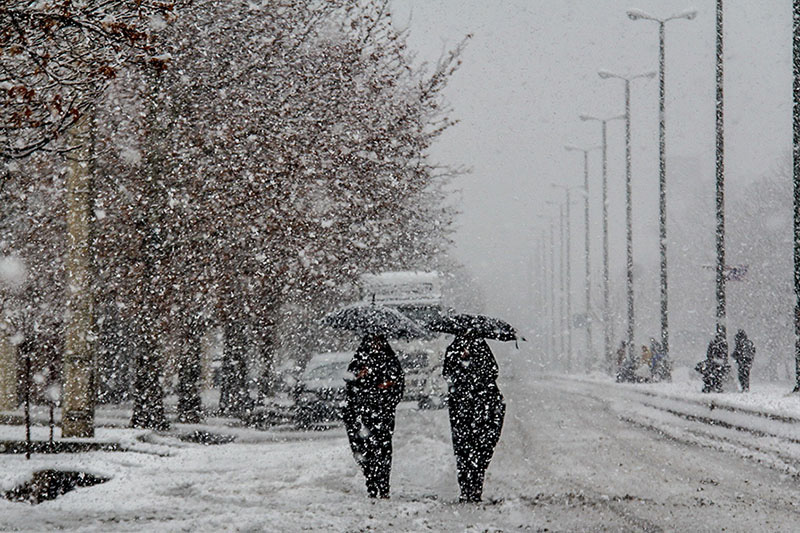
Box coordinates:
[341,331,505,502]
[695,329,755,393]
[615,338,670,383]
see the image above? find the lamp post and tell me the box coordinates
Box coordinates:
[714,0,727,343]
[793,0,800,393]
[628,7,696,364]
[548,217,558,366]
[551,184,584,372]
[540,233,550,362]
[543,212,559,366]
[536,214,556,365]
[565,145,598,371]
[532,231,549,360]
[579,114,624,372]
[546,199,567,370]
[598,69,655,365]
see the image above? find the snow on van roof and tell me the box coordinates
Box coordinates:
[359,271,442,305]
[305,351,353,369]
[360,271,441,284]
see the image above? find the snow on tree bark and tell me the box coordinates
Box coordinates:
[61,115,96,438]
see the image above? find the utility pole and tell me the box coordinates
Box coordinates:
[715,0,727,340]
[628,7,696,366]
[565,145,597,371]
[551,187,577,371]
[547,200,567,369]
[580,114,624,371]
[793,0,800,392]
[599,69,655,366]
[549,219,558,366]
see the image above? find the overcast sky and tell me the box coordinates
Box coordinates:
[390,0,793,336]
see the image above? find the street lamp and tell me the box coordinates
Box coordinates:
[714,0,727,343]
[565,144,598,371]
[545,199,566,369]
[535,214,557,365]
[627,6,696,368]
[793,0,800,393]
[598,69,655,366]
[579,114,624,372]
[547,216,558,367]
[551,183,585,372]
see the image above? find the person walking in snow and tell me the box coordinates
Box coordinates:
[341,334,404,498]
[443,333,506,502]
[641,343,653,368]
[695,331,731,393]
[649,338,670,382]
[615,341,634,382]
[731,329,756,392]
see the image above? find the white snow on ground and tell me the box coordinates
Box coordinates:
[0,368,799,532]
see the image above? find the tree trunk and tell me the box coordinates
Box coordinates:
[130,67,169,430]
[256,320,277,404]
[61,115,95,438]
[130,314,168,430]
[0,331,17,410]
[219,321,249,416]
[177,317,204,423]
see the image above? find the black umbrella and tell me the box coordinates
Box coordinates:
[426,313,522,342]
[321,303,427,339]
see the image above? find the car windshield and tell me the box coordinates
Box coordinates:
[303,362,349,381]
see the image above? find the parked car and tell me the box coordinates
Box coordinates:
[294,351,353,426]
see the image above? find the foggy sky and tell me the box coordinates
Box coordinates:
[390,1,792,342]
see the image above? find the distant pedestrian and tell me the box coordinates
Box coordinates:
[342,334,404,498]
[649,338,670,382]
[640,344,652,369]
[615,341,632,382]
[731,329,755,392]
[695,331,731,393]
[443,333,505,502]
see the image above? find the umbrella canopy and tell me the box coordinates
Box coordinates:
[426,313,520,342]
[321,303,427,339]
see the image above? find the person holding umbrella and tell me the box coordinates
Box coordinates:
[322,302,424,498]
[342,334,404,498]
[430,314,515,502]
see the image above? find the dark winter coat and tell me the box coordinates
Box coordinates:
[696,334,731,393]
[731,331,755,368]
[443,335,505,501]
[341,335,404,498]
[649,340,670,382]
[731,330,755,391]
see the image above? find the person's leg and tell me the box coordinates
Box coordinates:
[344,408,371,482]
[358,410,383,497]
[471,467,486,502]
[450,396,473,500]
[455,454,472,501]
[742,364,751,392]
[364,460,380,498]
[375,412,394,498]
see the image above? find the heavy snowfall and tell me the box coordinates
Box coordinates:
[1,1,799,531]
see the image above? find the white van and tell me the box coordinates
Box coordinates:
[359,271,448,408]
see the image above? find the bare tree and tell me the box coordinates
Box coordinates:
[1,0,180,159]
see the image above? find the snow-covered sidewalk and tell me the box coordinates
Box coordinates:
[1,372,799,532]
[0,403,525,532]
[553,371,800,479]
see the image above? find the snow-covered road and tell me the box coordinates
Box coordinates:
[1,375,799,532]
